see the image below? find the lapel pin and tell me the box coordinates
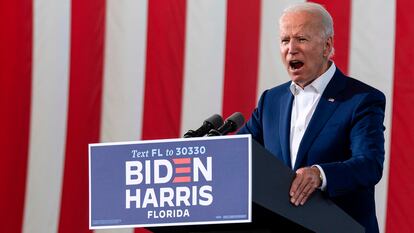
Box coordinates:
[328,98,335,102]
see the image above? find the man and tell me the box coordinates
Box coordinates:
[238,3,385,233]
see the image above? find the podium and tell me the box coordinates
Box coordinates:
[147,139,364,233]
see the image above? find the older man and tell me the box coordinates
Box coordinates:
[238,3,385,233]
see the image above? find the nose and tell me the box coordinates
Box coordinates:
[287,40,298,55]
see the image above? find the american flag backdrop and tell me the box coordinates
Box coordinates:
[0,0,413,233]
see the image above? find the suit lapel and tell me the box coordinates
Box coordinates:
[279,87,294,168]
[293,69,347,170]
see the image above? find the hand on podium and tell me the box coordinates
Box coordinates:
[289,166,321,206]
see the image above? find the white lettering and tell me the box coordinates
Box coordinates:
[126,189,140,209]
[159,187,174,207]
[142,188,158,208]
[154,160,173,184]
[176,186,191,206]
[145,160,151,184]
[147,209,190,219]
[193,157,212,182]
[126,186,213,208]
[126,161,143,185]
[192,186,198,205]
[147,210,153,218]
[199,186,213,206]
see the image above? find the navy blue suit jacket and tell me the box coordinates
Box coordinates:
[238,68,385,233]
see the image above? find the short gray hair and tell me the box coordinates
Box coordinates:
[280,2,335,58]
[281,2,334,39]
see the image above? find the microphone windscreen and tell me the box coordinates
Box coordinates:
[227,112,245,129]
[206,114,224,129]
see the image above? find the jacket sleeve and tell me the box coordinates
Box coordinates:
[237,90,268,145]
[320,90,386,197]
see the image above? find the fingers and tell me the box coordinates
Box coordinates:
[289,171,303,203]
[290,170,310,206]
[290,167,320,206]
[297,182,316,205]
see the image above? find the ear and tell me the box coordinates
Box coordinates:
[323,36,333,58]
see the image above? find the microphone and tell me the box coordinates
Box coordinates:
[183,114,224,138]
[207,112,245,136]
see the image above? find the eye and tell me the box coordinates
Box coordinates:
[298,37,307,42]
[281,38,289,45]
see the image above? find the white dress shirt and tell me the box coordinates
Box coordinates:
[289,62,336,190]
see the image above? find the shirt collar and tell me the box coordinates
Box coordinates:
[289,62,336,95]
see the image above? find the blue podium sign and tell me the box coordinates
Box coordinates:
[89,135,251,229]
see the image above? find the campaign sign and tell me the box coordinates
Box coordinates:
[89,135,251,229]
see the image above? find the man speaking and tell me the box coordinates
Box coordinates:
[238,3,385,233]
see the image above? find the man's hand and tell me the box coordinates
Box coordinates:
[290,166,321,206]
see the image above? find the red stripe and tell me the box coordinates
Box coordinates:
[0,1,32,232]
[386,0,414,232]
[138,1,186,232]
[222,0,261,120]
[309,0,351,74]
[141,0,187,140]
[173,176,192,183]
[58,0,106,232]
[173,158,191,164]
[176,167,191,173]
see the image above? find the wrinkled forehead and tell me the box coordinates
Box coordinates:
[279,11,323,36]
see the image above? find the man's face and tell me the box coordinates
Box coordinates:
[279,11,332,87]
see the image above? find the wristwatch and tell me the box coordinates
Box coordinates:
[318,171,323,188]
[311,165,323,188]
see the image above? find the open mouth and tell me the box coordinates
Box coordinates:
[289,60,304,70]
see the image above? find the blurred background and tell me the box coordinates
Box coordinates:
[0,0,412,233]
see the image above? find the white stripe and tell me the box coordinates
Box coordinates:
[22,0,71,233]
[99,0,148,143]
[349,1,396,232]
[257,0,305,100]
[180,0,227,135]
[96,1,148,232]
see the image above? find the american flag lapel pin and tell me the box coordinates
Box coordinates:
[328,98,335,102]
